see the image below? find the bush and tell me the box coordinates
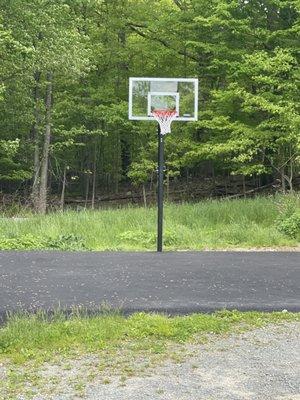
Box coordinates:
[275,194,300,239]
[0,234,45,250]
[276,211,300,239]
[275,193,300,219]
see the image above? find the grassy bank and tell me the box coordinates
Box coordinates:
[0,195,299,250]
[0,310,298,365]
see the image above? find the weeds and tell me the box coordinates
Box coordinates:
[0,195,299,250]
[0,310,298,399]
[0,310,298,364]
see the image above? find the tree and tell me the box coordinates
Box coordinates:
[1,0,91,212]
[0,13,32,184]
[0,0,299,205]
[183,1,300,190]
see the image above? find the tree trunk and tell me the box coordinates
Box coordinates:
[242,175,246,198]
[211,161,216,194]
[150,171,153,191]
[91,141,97,209]
[60,166,67,211]
[280,167,286,193]
[114,133,120,194]
[38,72,53,214]
[85,173,90,208]
[31,71,41,210]
[142,183,147,207]
[288,146,294,192]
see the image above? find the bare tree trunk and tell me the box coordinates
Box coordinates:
[242,175,246,198]
[282,170,293,193]
[280,167,286,193]
[38,72,53,214]
[288,146,294,192]
[150,171,153,191]
[114,134,120,194]
[60,165,67,211]
[91,141,97,209]
[31,71,41,210]
[211,161,215,193]
[142,183,147,207]
[85,173,90,208]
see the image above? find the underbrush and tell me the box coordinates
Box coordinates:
[0,194,299,250]
[0,234,88,250]
[275,195,300,238]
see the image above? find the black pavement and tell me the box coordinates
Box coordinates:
[0,251,299,320]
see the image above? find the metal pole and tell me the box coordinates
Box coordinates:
[157,124,164,252]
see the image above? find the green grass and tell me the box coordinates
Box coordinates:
[0,194,299,250]
[0,310,298,399]
[0,310,298,364]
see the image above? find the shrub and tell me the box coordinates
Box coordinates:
[275,193,300,219]
[0,235,45,250]
[276,211,300,239]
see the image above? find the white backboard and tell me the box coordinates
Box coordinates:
[129,77,198,122]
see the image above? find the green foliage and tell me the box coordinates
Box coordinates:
[118,230,156,246]
[0,235,44,250]
[275,192,300,217]
[127,160,156,186]
[118,229,180,247]
[0,233,88,250]
[274,193,300,238]
[0,139,32,181]
[0,0,299,197]
[186,46,300,177]
[45,234,88,250]
[276,212,300,238]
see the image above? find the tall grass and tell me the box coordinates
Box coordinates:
[0,195,299,250]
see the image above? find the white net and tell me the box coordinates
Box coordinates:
[152,110,178,135]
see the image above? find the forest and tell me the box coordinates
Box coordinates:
[0,0,299,212]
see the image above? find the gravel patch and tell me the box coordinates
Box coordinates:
[83,322,300,400]
[1,322,300,400]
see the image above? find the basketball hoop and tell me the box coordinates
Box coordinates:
[152,109,178,135]
[129,77,198,252]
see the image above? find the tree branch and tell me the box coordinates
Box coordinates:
[127,23,199,62]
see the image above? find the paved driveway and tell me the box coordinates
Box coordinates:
[0,251,299,319]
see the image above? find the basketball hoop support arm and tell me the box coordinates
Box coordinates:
[157,124,164,252]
